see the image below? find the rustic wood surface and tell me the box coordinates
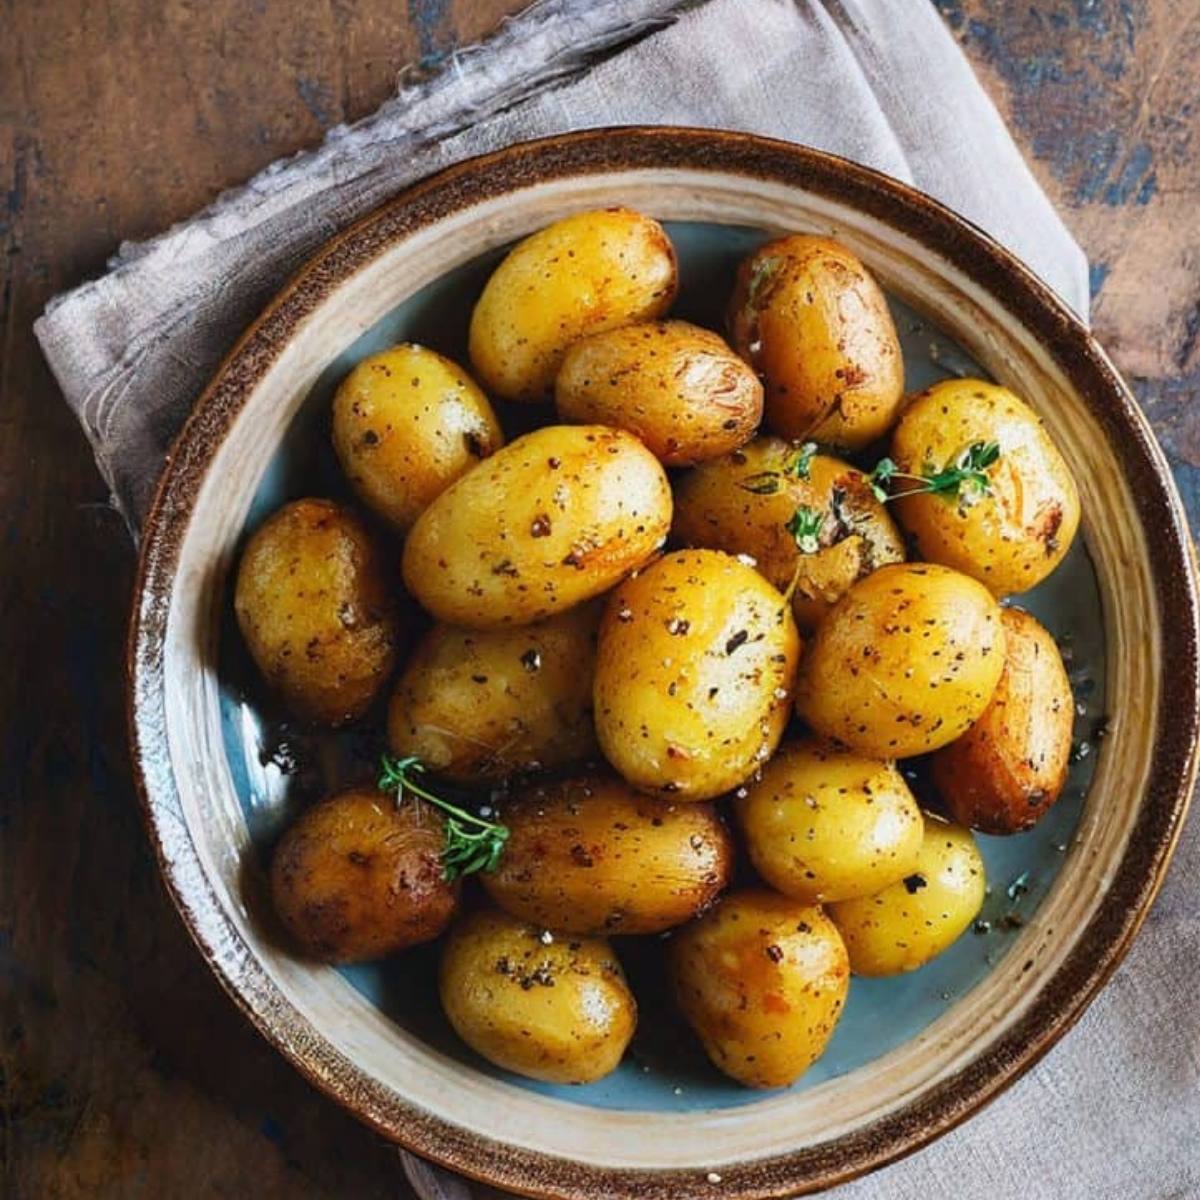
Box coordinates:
[1,2,1197,1196]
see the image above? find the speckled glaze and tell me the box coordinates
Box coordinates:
[128,129,1200,1199]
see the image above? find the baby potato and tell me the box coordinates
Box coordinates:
[469,208,678,402]
[890,379,1081,595]
[828,814,985,976]
[555,320,762,465]
[439,909,636,1084]
[331,343,503,532]
[270,788,457,963]
[670,889,849,1088]
[594,550,801,801]
[727,234,904,448]
[735,739,923,903]
[402,425,672,628]
[234,498,399,724]
[795,563,1006,758]
[931,607,1073,833]
[671,437,906,631]
[481,774,733,934]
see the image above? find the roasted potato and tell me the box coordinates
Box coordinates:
[482,774,733,934]
[469,208,677,402]
[727,235,904,448]
[735,738,924,903]
[594,550,801,801]
[402,425,672,628]
[828,813,985,976]
[270,788,457,963]
[555,320,762,465]
[670,889,849,1088]
[331,343,503,532]
[795,562,1006,757]
[931,607,1072,833]
[439,909,636,1084]
[890,379,1080,595]
[387,602,601,784]
[234,499,399,724]
[671,437,906,631]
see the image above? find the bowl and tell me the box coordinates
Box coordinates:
[128,128,1199,1198]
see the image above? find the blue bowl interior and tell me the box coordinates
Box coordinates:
[219,222,1105,1112]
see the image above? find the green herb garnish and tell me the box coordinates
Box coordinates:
[737,441,818,494]
[787,441,818,480]
[867,441,1000,505]
[786,505,825,554]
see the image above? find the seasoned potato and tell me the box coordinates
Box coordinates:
[735,739,923,903]
[402,425,672,628]
[828,814,985,976]
[890,379,1081,595]
[672,437,906,631]
[482,774,733,934]
[555,320,762,465]
[931,607,1072,833]
[439,909,636,1084]
[594,550,801,801]
[331,343,503,532]
[234,499,399,724]
[671,889,849,1088]
[727,235,903,448]
[469,208,677,402]
[270,788,457,963]
[795,563,1005,757]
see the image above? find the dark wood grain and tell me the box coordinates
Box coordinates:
[1,2,1196,1197]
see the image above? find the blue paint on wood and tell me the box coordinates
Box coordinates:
[296,78,335,127]
[1088,261,1111,299]
[1102,142,1155,205]
[410,0,452,58]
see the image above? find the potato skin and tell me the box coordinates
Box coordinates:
[795,563,1006,758]
[890,379,1081,595]
[670,889,849,1088]
[555,320,762,465]
[387,603,601,784]
[469,208,678,402]
[671,438,906,631]
[728,235,903,448]
[931,607,1072,833]
[736,739,923,903]
[331,343,503,532]
[439,909,636,1084]
[270,788,457,963]
[402,425,672,628]
[482,774,733,934]
[234,499,399,724]
[594,550,801,801]
[828,814,985,976]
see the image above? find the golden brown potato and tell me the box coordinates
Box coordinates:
[439,909,636,1084]
[828,814,985,976]
[889,379,1080,595]
[727,235,904,448]
[331,343,503,532]
[555,320,762,465]
[594,550,801,801]
[931,607,1072,833]
[402,425,672,628]
[735,739,923,903]
[795,562,1006,757]
[481,774,733,934]
[670,889,849,1088]
[671,437,906,631]
[469,208,678,402]
[270,788,457,963]
[234,498,399,724]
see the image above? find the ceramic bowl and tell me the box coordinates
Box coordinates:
[128,128,1199,1199]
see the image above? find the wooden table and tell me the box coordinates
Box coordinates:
[3,2,1197,1195]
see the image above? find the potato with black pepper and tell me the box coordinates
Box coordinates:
[234,498,399,724]
[931,607,1073,833]
[439,909,636,1084]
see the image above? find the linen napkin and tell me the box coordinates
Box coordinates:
[37,3,1198,1199]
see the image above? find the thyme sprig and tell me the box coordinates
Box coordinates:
[867,441,1001,505]
[786,505,825,554]
[738,441,818,494]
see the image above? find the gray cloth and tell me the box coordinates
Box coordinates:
[38,3,1195,1199]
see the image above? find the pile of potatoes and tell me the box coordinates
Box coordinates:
[235,208,1081,1090]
